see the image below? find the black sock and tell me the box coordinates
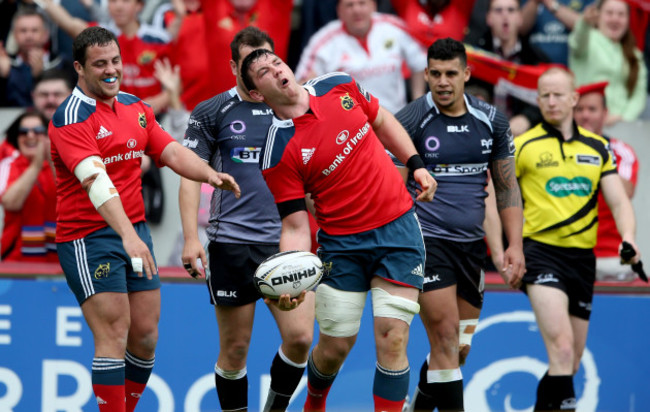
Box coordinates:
[535,372,576,411]
[214,368,248,411]
[264,350,307,411]
[412,359,464,411]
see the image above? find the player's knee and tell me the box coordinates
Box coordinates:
[315,284,366,338]
[458,318,478,364]
[375,324,409,358]
[371,287,419,326]
[283,329,313,356]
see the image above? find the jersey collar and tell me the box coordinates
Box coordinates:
[72,87,97,106]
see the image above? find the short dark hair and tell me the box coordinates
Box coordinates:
[5,110,49,149]
[240,49,278,92]
[33,69,74,92]
[73,27,120,66]
[230,27,275,63]
[427,37,467,67]
[12,9,48,29]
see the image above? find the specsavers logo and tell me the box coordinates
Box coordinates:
[546,176,592,197]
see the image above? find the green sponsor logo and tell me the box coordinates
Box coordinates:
[546,177,592,197]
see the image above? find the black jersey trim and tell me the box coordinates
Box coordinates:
[532,190,599,234]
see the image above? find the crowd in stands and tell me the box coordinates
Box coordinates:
[0,0,647,280]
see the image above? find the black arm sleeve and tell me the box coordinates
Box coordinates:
[276,198,308,219]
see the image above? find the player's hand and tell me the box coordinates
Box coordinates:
[501,245,526,289]
[619,240,641,265]
[412,168,437,202]
[208,172,241,199]
[265,291,307,311]
[181,237,206,278]
[123,235,157,280]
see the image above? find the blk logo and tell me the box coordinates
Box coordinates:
[447,125,469,133]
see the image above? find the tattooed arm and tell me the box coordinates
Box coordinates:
[491,157,525,288]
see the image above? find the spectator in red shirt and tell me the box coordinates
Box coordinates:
[573,81,640,282]
[40,0,171,114]
[201,0,293,94]
[0,109,57,262]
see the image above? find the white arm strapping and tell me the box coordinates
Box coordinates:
[74,156,119,209]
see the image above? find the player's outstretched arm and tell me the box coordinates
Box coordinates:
[491,157,525,287]
[179,177,205,278]
[161,141,241,198]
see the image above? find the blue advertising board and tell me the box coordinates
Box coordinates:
[0,278,648,411]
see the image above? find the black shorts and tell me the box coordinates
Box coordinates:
[521,238,596,320]
[206,242,279,306]
[422,237,486,309]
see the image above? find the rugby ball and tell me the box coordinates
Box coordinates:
[254,250,324,299]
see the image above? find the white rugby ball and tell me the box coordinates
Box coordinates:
[254,250,323,299]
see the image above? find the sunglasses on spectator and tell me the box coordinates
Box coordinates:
[18,126,47,135]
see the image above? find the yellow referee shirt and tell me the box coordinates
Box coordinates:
[515,121,617,249]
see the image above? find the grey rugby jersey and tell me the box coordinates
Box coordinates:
[183,87,280,244]
[395,92,514,241]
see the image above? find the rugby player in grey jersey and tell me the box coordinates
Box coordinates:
[396,38,525,411]
[178,27,315,412]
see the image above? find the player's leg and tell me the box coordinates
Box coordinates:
[81,292,130,412]
[371,278,420,412]
[527,284,577,411]
[303,285,364,412]
[457,297,481,367]
[123,222,162,411]
[215,303,256,411]
[265,290,315,411]
[409,287,463,412]
[59,230,135,412]
[125,289,160,412]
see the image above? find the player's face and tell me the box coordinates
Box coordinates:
[234,42,273,89]
[76,42,123,103]
[425,57,470,115]
[248,54,298,101]
[13,15,48,53]
[598,0,629,42]
[537,71,578,126]
[17,115,48,160]
[32,80,70,121]
[574,92,607,135]
[486,0,522,42]
[337,0,375,38]
[108,0,142,27]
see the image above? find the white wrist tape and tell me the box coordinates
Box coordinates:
[74,156,118,209]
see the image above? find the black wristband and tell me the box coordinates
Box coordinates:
[406,154,425,172]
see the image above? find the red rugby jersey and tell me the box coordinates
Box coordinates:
[261,73,413,235]
[0,156,57,262]
[49,88,174,242]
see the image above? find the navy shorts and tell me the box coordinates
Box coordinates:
[206,241,279,306]
[422,237,486,309]
[57,222,159,305]
[317,211,425,292]
[521,238,596,320]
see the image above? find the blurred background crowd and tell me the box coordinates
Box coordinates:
[0,0,647,281]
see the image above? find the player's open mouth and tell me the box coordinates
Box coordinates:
[281,79,289,86]
[103,77,117,84]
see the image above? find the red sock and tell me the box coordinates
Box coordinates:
[303,381,332,412]
[92,384,126,412]
[373,394,405,412]
[125,379,147,412]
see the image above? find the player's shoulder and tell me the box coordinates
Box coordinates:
[303,72,354,97]
[577,126,609,146]
[51,87,97,128]
[261,117,297,171]
[515,123,547,145]
[192,88,240,120]
[465,94,509,130]
[116,91,145,106]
